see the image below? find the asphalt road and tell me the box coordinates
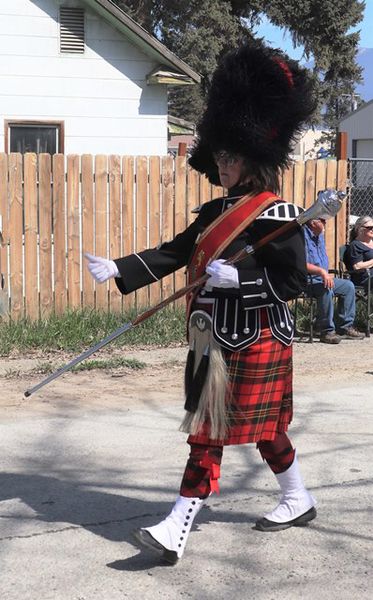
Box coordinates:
[0,355,372,599]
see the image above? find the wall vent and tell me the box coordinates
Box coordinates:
[60,7,85,54]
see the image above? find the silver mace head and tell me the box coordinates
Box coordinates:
[297,189,346,225]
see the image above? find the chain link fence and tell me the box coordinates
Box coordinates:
[348,158,373,218]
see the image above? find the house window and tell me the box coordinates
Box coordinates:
[60,7,85,54]
[352,139,357,158]
[5,121,64,154]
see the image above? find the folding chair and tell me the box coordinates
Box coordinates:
[292,266,343,343]
[339,244,372,337]
[292,283,318,342]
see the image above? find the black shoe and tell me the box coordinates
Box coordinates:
[320,331,341,344]
[132,529,178,565]
[254,506,317,532]
[337,327,365,340]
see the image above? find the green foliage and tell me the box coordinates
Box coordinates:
[113,0,365,133]
[354,301,373,332]
[0,307,186,356]
[3,357,146,377]
[69,356,146,372]
[38,356,145,374]
[116,0,249,121]
[290,295,372,337]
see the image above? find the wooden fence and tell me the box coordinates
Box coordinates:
[0,153,348,321]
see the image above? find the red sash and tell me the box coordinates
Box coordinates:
[186,191,278,314]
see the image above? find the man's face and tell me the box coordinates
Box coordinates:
[309,218,326,236]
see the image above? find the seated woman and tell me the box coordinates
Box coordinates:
[344,215,373,291]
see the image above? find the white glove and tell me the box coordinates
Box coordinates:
[85,253,119,283]
[205,259,239,289]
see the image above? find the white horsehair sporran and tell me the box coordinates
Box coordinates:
[180,310,228,440]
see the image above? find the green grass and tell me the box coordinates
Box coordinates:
[355,301,373,332]
[3,357,145,378]
[0,306,186,356]
[28,356,146,375]
[290,297,372,334]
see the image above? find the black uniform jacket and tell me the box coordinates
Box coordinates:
[114,187,307,350]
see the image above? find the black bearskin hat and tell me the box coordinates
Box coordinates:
[189,39,317,185]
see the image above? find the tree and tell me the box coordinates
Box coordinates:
[113,0,365,129]
[255,0,365,148]
[115,0,249,121]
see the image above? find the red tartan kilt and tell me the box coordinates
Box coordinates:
[187,326,293,446]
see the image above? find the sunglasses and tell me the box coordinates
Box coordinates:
[213,151,241,167]
[362,225,373,231]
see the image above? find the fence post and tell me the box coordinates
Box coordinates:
[178,142,187,156]
[336,132,348,160]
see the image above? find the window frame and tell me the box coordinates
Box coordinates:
[4,120,65,154]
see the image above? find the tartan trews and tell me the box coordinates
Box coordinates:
[187,327,293,446]
[179,434,294,498]
[257,432,295,473]
[180,443,223,498]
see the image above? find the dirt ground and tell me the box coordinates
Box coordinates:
[0,336,372,414]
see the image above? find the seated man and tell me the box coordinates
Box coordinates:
[303,218,364,344]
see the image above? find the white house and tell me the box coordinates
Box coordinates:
[0,0,200,155]
[290,128,330,161]
[339,99,373,159]
[338,100,373,215]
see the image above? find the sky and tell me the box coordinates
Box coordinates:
[254,1,373,62]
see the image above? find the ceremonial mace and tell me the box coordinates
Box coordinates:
[24,189,345,398]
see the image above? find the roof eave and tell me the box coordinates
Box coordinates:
[82,0,201,84]
[338,99,373,125]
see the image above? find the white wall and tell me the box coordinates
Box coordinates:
[339,101,373,158]
[355,139,373,159]
[0,0,169,154]
[290,129,329,160]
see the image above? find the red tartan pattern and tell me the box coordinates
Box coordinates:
[179,444,223,498]
[179,434,294,497]
[187,327,293,446]
[257,432,295,473]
